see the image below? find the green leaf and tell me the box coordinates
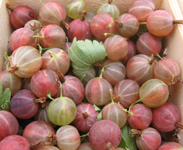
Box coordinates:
[118,137,127,149]
[120,124,137,150]
[0,82,11,111]
[68,37,106,80]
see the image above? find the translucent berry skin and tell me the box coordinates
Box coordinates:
[152,102,181,132]
[116,13,139,38]
[0,111,19,141]
[89,120,122,150]
[158,142,183,150]
[9,28,38,51]
[10,5,37,29]
[10,89,38,119]
[136,127,162,150]
[0,135,30,150]
[136,32,162,56]
[128,0,155,22]
[146,10,174,37]
[90,13,116,41]
[39,1,66,26]
[67,19,92,41]
[127,104,152,129]
[39,24,66,48]
[154,58,180,84]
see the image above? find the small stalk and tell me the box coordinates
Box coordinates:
[115,20,123,27]
[173,20,183,24]
[117,101,133,115]
[8,64,18,74]
[99,67,105,78]
[106,142,116,150]
[31,34,45,39]
[47,92,54,100]
[58,81,63,98]
[129,99,142,111]
[104,32,116,37]
[4,52,11,70]
[80,132,89,142]
[57,71,65,83]
[131,129,142,137]
[106,18,114,28]
[108,0,113,4]
[49,51,58,59]
[37,44,43,55]
[156,53,163,60]
[94,63,104,68]
[81,11,87,21]
[33,97,47,108]
[40,0,44,5]
[66,36,69,43]
[139,22,147,25]
[61,21,70,30]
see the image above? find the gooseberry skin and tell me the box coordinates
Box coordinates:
[136,32,162,56]
[126,54,155,85]
[39,24,66,48]
[10,5,37,29]
[10,89,38,119]
[0,70,22,96]
[135,127,162,150]
[77,142,95,150]
[140,79,169,108]
[0,111,19,142]
[22,121,56,148]
[146,10,175,37]
[116,13,139,38]
[0,135,30,150]
[56,125,81,150]
[67,19,93,41]
[90,13,116,41]
[30,69,60,98]
[127,104,152,130]
[72,103,99,133]
[35,146,60,150]
[154,58,180,84]
[128,0,155,22]
[152,102,181,132]
[89,120,122,150]
[158,142,183,150]
[9,28,38,51]
[85,77,113,106]
[113,79,140,108]
[41,48,70,75]
[104,35,128,61]
[9,46,42,78]
[39,1,66,26]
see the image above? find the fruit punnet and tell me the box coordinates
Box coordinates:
[6,4,37,29]
[136,32,162,56]
[10,89,44,119]
[30,69,60,98]
[9,28,38,51]
[152,102,183,132]
[132,127,162,150]
[98,59,126,86]
[153,58,181,85]
[67,11,93,41]
[66,0,87,20]
[97,0,120,20]
[0,135,30,150]
[47,82,77,126]
[113,79,140,108]
[104,35,128,61]
[147,9,183,37]
[0,70,22,96]
[39,1,66,26]
[116,13,139,38]
[72,103,99,133]
[89,120,122,150]
[38,24,66,48]
[8,46,42,78]
[0,111,19,141]
[126,54,155,85]
[90,13,116,41]
[23,121,56,149]
[128,0,156,22]
[41,48,70,75]
[127,103,152,130]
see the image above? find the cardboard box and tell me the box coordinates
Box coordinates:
[0,0,183,146]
